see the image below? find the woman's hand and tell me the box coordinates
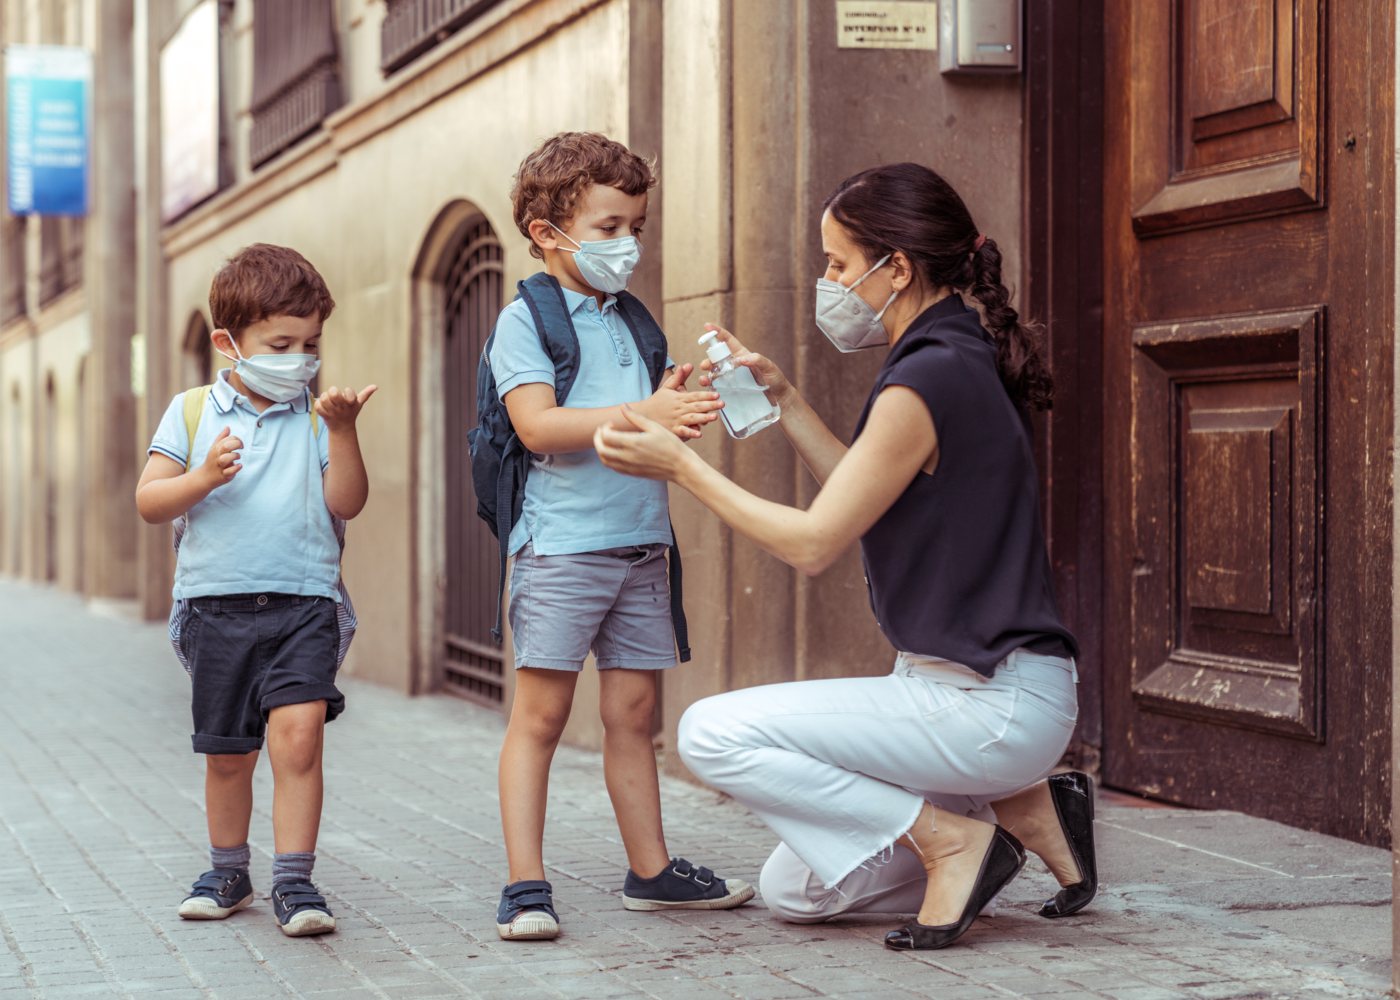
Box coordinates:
[698,324,793,404]
[594,405,696,482]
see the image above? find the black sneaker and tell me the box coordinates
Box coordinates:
[178,868,254,920]
[496,879,560,940]
[622,858,754,911]
[271,880,336,937]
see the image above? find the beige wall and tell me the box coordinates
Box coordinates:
[4,0,1030,760]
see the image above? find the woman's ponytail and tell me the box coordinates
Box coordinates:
[968,237,1053,411]
[825,163,1055,411]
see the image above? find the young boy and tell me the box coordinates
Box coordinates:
[136,244,375,937]
[488,131,753,941]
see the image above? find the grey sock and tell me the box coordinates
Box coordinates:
[210,843,250,873]
[271,851,316,889]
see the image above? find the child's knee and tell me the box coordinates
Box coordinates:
[269,703,325,770]
[600,679,656,733]
[509,702,571,745]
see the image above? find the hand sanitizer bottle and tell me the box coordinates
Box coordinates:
[699,331,781,439]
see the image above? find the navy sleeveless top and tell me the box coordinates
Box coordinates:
[853,294,1078,677]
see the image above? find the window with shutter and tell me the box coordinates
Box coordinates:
[1,218,25,324]
[249,0,342,167]
[380,0,505,74]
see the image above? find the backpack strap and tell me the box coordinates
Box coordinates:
[516,272,581,405]
[182,385,213,471]
[615,290,670,391]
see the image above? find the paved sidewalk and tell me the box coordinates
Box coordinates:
[0,580,1390,1000]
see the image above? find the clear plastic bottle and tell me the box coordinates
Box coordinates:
[699,331,781,439]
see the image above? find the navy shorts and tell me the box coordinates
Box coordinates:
[181,593,344,755]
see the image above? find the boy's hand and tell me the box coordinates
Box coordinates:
[315,385,378,431]
[200,426,243,488]
[635,363,723,441]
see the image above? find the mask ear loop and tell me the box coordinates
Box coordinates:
[214,331,245,365]
[545,220,584,253]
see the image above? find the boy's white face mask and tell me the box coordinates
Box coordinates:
[217,338,320,403]
[548,221,641,294]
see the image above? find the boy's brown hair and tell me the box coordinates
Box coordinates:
[511,132,657,260]
[210,243,336,338]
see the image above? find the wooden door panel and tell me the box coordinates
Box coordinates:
[1132,0,1322,236]
[1130,308,1321,740]
[1103,0,1392,843]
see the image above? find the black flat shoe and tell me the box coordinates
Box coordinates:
[1037,770,1098,918]
[884,826,1026,951]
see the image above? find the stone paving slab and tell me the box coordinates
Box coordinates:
[0,580,1391,999]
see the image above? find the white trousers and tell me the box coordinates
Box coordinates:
[677,648,1078,923]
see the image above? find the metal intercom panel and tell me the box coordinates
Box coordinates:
[940,0,1021,74]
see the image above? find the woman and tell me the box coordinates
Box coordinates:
[593,163,1097,950]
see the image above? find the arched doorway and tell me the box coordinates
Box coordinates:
[441,216,505,705]
[182,313,213,388]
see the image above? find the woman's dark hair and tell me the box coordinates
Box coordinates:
[824,163,1053,410]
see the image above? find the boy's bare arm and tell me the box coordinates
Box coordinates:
[135,428,243,524]
[317,385,377,520]
[504,364,723,455]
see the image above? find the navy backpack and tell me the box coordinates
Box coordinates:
[467,272,690,661]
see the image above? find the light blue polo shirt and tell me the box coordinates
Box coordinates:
[149,369,340,600]
[488,285,672,557]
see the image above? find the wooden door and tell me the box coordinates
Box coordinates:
[1102,0,1393,843]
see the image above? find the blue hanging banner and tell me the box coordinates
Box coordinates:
[5,45,92,216]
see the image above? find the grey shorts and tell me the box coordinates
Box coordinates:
[508,543,678,671]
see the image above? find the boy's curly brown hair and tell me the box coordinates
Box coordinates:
[511,132,657,260]
[210,243,335,339]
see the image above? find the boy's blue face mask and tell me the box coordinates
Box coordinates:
[218,337,320,403]
[548,221,641,294]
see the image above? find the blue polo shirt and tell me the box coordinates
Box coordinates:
[149,369,340,600]
[488,285,673,557]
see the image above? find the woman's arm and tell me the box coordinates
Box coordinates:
[595,384,937,575]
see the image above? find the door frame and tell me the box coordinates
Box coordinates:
[1024,0,1106,772]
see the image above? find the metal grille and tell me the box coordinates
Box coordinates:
[380,0,503,73]
[443,218,504,706]
[249,0,341,167]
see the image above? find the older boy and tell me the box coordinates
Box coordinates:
[136,244,374,937]
[487,132,752,941]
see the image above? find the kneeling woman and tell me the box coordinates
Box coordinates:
[594,162,1097,950]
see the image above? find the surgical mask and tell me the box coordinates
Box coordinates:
[815,254,898,353]
[217,339,320,403]
[549,222,641,294]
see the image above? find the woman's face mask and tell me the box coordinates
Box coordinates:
[217,336,320,403]
[814,254,898,353]
[548,221,641,294]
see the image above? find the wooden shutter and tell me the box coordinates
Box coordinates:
[249,0,341,166]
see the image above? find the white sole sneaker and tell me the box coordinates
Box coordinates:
[178,893,254,920]
[279,910,337,937]
[497,911,560,940]
[622,879,755,912]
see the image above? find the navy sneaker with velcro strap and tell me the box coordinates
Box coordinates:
[497,879,560,940]
[621,857,755,911]
[178,867,254,920]
[271,880,336,937]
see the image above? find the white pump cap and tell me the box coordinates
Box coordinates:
[699,330,731,364]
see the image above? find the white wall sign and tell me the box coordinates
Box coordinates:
[160,0,220,222]
[837,0,938,51]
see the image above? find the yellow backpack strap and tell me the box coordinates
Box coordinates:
[182,385,213,471]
